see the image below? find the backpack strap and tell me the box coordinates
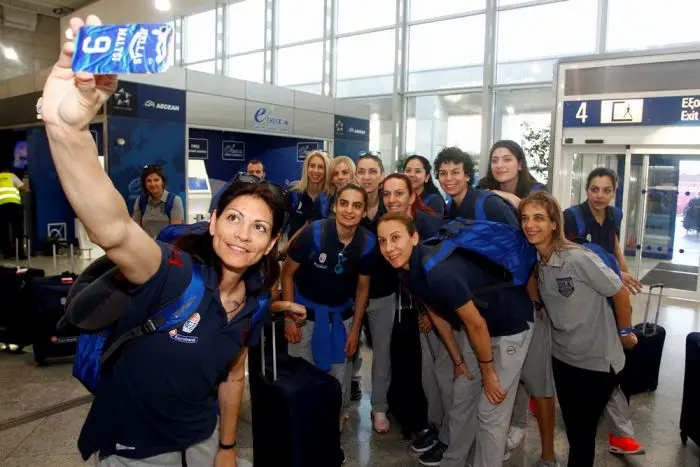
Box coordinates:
[570,206,586,239]
[610,206,623,237]
[164,192,176,219]
[320,192,330,218]
[98,261,207,365]
[360,230,376,260]
[475,191,494,221]
[138,194,147,218]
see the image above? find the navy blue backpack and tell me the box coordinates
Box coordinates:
[421,217,537,288]
[138,191,176,219]
[307,219,375,264]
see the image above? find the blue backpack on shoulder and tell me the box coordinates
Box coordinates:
[446,190,517,221]
[421,217,537,287]
[308,219,375,262]
[139,191,176,219]
[567,204,623,241]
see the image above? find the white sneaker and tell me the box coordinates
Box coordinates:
[506,425,526,450]
[503,449,511,461]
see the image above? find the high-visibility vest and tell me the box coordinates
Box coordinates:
[0,172,21,205]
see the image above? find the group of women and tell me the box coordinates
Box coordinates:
[42,15,642,467]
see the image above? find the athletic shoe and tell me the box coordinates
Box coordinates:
[351,380,362,401]
[419,441,448,466]
[506,425,526,450]
[608,433,644,454]
[411,426,439,453]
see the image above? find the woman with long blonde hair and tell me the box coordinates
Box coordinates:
[312,155,356,220]
[286,151,332,240]
[519,191,637,467]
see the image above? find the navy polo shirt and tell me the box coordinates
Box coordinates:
[78,242,268,461]
[422,191,446,217]
[286,189,315,238]
[398,245,532,337]
[361,202,398,299]
[312,193,336,220]
[415,210,445,239]
[446,188,520,227]
[288,219,376,307]
[564,202,620,254]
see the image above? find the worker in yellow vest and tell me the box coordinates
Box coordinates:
[0,163,26,260]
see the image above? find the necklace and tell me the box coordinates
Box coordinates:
[224,298,245,315]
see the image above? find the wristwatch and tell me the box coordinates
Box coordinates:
[219,440,237,450]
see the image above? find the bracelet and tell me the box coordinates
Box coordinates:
[454,359,464,367]
[478,358,494,364]
[618,327,635,337]
[219,440,237,450]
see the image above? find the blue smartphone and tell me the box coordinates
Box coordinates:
[72,23,173,74]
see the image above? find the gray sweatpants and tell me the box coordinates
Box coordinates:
[95,424,220,466]
[366,294,396,413]
[289,317,354,409]
[604,386,635,437]
[421,329,452,445]
[440,325,534,467]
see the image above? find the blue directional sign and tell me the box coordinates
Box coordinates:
[563,95,700,127]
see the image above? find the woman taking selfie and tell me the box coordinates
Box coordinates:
[40,15,292,466]
[519,191,637,467]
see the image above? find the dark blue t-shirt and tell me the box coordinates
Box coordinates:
[362,202,398,299]
[312,193,336,220]
[286,189,315,239]
[564,202,621,255]
[288,219,376,307]
[78,242,268,460]
[421,191,445,217]
[398,245,531,337]
[447,188,520,227]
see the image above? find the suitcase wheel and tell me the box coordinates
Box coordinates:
[681,432,687,446]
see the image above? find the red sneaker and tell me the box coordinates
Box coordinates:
[608,433,644,454]
[529,397,536,416]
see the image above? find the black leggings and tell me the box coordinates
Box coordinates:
[552,357,617,467]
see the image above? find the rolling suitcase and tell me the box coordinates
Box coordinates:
[620,283,666,395]
[251,316,343,467]
[387,290,429,439]
[29,271,81,365]
[0,242,45,350]
[680,332,700,453]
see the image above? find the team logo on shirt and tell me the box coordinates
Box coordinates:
[169,327,199,343]
[319,253,327,264]
[182,313,201,333]
[556,277,575,298]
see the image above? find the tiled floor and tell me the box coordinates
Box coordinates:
[1,256,700,466]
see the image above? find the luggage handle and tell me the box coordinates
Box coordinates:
[260,315,278,382]
[642,283,664,337]
[14,238,31,269]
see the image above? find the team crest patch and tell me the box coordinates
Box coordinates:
[556,277,575,298]
[182,313,201,333]
[319,253,327,264]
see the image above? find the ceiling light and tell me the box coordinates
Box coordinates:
[444,95,462,103]
[506,106,515,115]
[3,46,18,61]
[155,0,171,11]
[531,63,541,74]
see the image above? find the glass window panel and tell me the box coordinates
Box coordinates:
[288,83,323,94]
[365,98,394,158]
[408,16,485,91]
[277,42,323,87]
[227,0,265,54]
[184,10,216,63]
[607,0,700,52]
[496,0,596,64]
[187,60,216,74]
[405,94,482,163]
[338,0,396,34]
[226,52,264,82]
[409,0,485,22]
[336,30,395,97]
[278,0,324,45]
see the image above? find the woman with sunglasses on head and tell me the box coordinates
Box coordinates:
[403,155,446,217]
[281,183,375,456]
[478,140,547,209]
[520,192,637,467]
[39,15,293,466]
[312,155,356,220]
[132,164,185,238]
[286,150,332,240]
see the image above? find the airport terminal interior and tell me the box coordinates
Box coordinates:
[2,0,700,466]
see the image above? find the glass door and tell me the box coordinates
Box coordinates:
[630,154,700,298]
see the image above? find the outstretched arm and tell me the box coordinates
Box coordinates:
[41,15,160,284]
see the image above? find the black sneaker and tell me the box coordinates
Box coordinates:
[419,441,447,467]
[351,380,362,401]
[411,426,439,453]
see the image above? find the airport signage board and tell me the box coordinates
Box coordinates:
[563,95,700,127]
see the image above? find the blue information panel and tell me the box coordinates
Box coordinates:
[563,96,700,127]
[297,141,320,162]
[222,140,245,161]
